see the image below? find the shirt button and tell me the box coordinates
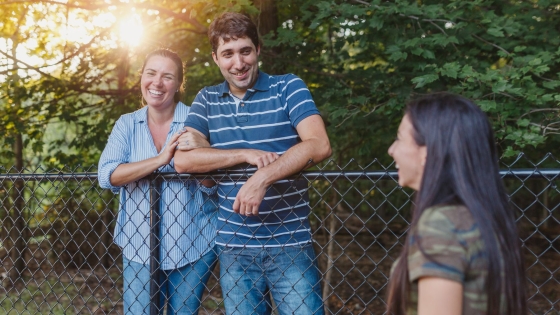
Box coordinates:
[241,103,245,107]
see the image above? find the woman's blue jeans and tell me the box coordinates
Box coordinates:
[122,248,217,315]
[217,243,324,315]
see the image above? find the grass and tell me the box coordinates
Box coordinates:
[0,274,122,315]
[0,278,77,314]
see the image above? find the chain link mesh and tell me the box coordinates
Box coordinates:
[0,154,557,314]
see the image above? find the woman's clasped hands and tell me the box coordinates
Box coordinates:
[157,127,210,166]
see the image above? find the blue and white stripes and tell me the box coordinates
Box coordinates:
[185,71,320,247]
[98,103,217,270]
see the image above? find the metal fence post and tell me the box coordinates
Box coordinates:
[149,175,162,315]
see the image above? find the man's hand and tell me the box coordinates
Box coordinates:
[176,129,211,151]
[232,151,279,216]
[243,150,279,169]
[233,174,267,216]
[173,128,281,174]
[173,128,279,211]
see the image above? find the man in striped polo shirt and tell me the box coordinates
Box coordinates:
[174,12,331,315]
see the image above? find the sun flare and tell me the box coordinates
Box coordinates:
[119,14,143,47]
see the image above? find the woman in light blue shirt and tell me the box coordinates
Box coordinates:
[98,48,217,315]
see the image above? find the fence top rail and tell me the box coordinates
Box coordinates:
[0,169,558,182]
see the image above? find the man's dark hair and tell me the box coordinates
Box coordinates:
[208,12,260,54]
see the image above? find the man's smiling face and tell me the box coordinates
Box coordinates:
[212,36,260,99]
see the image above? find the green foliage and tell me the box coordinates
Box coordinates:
[263,0,560,162]
[0,0,559,169]
[0,0,252,169]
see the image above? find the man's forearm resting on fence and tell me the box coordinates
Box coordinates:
[232,115,331,215]
[174,130,280,173]
[175,115,332,216]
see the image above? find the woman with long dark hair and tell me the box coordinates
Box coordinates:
[386,93,526,315]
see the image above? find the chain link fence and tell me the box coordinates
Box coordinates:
[0,154,558,314]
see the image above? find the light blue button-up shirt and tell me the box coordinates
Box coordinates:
[98,103,217,270]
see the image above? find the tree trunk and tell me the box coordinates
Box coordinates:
[254,0,278,38]
[253,0,282,73]
[117,46,130,107]
[97,202,114,268]
[8,133,26,287]
[0,182,12,261]
[322,184,340,313]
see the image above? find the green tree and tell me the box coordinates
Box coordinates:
[6,0,557,166]
[0,0,254,286]
[264,0,560,162]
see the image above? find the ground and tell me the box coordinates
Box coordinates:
[0,229,557,314]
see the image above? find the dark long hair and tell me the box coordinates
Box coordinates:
[386,93,526,314]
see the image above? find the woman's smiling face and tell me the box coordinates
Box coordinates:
[140,55,180,109]
[388,114,427,191]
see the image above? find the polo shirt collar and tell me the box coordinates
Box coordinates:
[251,70,270,92]
[217,70,270,97]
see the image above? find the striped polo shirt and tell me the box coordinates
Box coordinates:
[185,71,320,247]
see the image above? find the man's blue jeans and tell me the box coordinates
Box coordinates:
[122,248,217,315]
[218,243,324,315]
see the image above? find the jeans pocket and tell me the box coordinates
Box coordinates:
[282,242,318,263]
[217,245,237,255]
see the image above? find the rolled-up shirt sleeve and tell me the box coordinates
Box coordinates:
[196,182,218,195]
[98,116,131,193]
[184,89,210,139]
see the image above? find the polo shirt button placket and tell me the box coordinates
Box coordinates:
[237,102,248,123]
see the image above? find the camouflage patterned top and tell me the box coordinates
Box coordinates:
[404,204,491,314]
